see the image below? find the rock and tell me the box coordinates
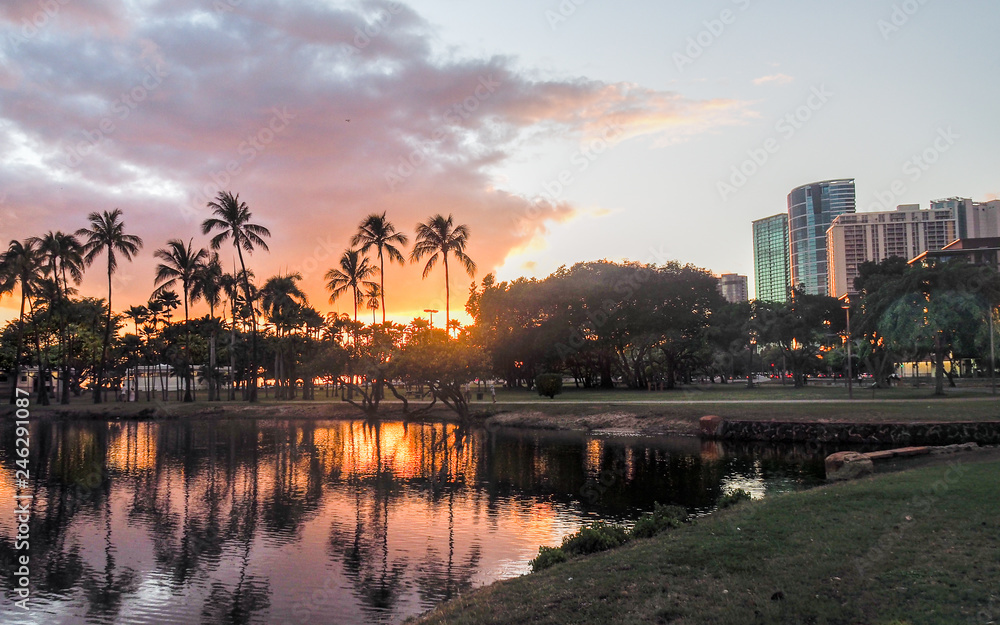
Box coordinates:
[700,415,725,438]
[825,451,874,481]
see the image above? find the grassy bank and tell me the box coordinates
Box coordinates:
[411,457,1000,625]
[2,383,998,431]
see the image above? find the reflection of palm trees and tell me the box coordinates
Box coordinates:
[328,421,409,618]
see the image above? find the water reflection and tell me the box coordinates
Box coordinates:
[0,419,828,624]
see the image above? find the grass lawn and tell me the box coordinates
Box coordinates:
[411,457,1000,625]
[5,381,1000,424]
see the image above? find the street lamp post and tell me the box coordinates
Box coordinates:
[423,309,439,328]
[840,295,853,400]
[746,332,757,389]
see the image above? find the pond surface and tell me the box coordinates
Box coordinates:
[0,418,833,624]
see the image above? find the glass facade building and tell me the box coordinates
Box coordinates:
[787,179,856,296]
[752,213,790,302]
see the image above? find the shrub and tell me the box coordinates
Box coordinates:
[718,488,753,509]
[629,503,688,539]
[530,546,567,572]
[560,522,629,556]
[535,373,563,399]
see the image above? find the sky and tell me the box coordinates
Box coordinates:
[1,0,998,326]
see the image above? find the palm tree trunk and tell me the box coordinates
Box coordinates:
[444,253,450,335]
[229,298,237,401]
[210,303,218,402]
[95,264,113,404]
[183,291,192,402]
[235,246,258,402]
[379,249,386,325]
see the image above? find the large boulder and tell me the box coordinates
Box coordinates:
[825,451,874,481]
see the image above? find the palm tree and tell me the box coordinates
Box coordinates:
[124,305,149,401]
[194,253,224,401]
[76,209,143,403]
[261,273,307,399]
[202,192,271,402]
[325,250,377,323]
[33,232,85,403]
[219,269,241,400]
[0,239,43,404]
[148,289,180,401]
[153,238,209,402]
[410,214,476,334]
[364,283,381,325]
[351,213,408,324]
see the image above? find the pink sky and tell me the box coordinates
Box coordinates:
[0,0,750,325]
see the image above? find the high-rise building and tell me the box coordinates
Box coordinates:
[826,204,957,299]
[718,273,749,303]
[930,197,1000,239]
[752,213,790,302]
[788,178,856,296]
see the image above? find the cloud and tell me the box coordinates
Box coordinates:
[0,0,754,321]
[752,73,794,86]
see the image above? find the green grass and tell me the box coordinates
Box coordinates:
[5,381,1000,425]
[411,458,1000,625]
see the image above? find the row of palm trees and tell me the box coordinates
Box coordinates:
[327,212,477,331]
[1,190,477,404]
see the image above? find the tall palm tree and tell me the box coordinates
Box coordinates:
[325,250,377,323]
[0,239,43,404]
[202,192,271,403]
[219,268,241,400]
[410,214,476,334]
[153,238,209,402]
[33,232,85,403]
[194,253,224,401]
[76,209,143,403]
[351,213,408,324]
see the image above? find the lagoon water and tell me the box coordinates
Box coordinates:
[0,418,830,624]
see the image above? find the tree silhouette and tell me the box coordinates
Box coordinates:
[410,215,476,335]
[75,209,143,403]
[202,192,271,402]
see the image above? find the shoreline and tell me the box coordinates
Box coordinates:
[4,398,999,443]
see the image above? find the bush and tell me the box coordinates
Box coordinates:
[529,546,567,572]
[717,488,753,509]
[560,522,629,556]
[535,373,563,399]
[629,503,688,539]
